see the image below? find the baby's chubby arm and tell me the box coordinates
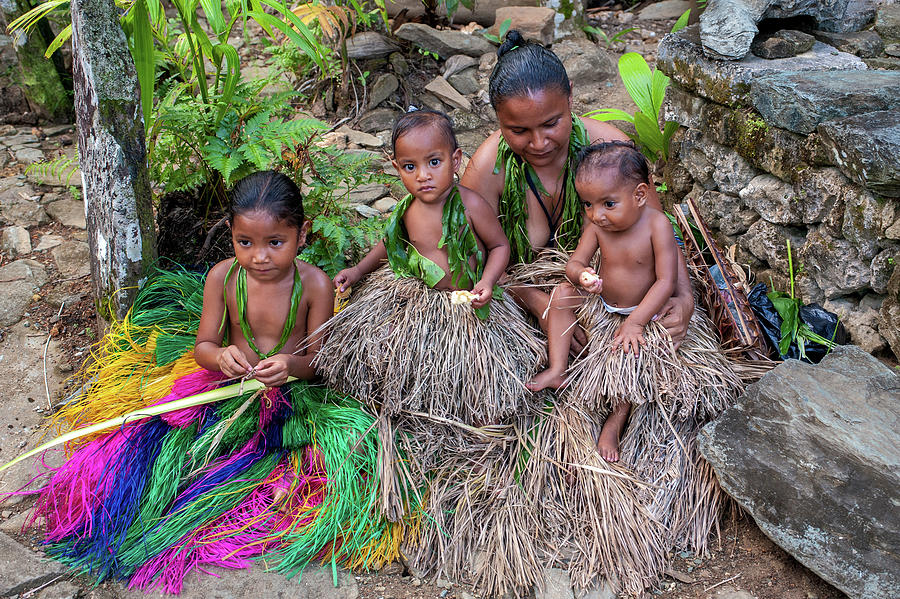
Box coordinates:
[614,212,678,354]
[194,260,253,378]
[460,186,510,308]
[254,267,333,386]
[566,224,602,294]
[334,240,388,293]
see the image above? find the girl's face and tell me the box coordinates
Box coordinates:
[495,88,573,168]
[230,210,308,280]
[576,170,647,233]
[392,125,462,204]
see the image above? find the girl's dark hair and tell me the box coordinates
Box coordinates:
[229,170,304,229]
[391,109,458,155]
[488,30,571,108]
[574,141,650,187]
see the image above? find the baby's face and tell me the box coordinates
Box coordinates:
[576,169,645,233]
[392,125,462,205]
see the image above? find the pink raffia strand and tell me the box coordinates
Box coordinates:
[155,369,229,428]
[129,448,329,593]
[32,428,133,541]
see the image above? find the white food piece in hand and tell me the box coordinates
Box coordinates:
[450,290,477,305]
[580,271,600,287]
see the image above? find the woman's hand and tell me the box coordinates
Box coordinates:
[334,266,360,293]
[253,354,292,387]
[657,295,693,349]
[218,345,252,379]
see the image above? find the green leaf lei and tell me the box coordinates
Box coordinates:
[384,186,494,319]
[493,114,590,264]
[219,258,303,359]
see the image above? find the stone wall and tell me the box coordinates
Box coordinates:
[658,23,900,358]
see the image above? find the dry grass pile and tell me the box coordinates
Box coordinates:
[315,267,547,425]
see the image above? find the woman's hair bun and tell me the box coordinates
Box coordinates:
[497,29,526,57]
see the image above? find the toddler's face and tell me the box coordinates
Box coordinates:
[576,169,646,233]
[392,124,462,204]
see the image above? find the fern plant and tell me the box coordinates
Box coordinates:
[25,153,79,186]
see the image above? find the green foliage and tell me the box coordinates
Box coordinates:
[585,52,679,164]
[24,153,79,186]
[582,25,636,49]
[439,0,475,22]
[483,18,511,44]
[671,9,691,33]
[767,239,838,359]
[288,146,390,277]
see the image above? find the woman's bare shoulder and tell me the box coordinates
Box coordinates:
[579,116,631,144]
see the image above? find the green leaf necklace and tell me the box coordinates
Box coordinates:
[220,258,303,359]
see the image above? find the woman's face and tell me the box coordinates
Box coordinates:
[495,88,573,168]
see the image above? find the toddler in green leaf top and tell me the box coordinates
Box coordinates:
[316,109,546,426]
[334,109,510,315]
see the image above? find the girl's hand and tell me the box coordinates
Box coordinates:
[218,345,253,378]
[334,267,360,293]
[470,279,493,308]
[579,268,603,294]
[253,354,292,387]
[612,320,646,356]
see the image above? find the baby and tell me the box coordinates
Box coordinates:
[527,141,678,460]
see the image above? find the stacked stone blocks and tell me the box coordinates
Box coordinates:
[659,26,900,358]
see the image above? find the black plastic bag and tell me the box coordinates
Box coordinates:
[747,283,848,363]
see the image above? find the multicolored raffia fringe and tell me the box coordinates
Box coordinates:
[24,267,396,591]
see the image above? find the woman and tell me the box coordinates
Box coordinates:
[461,30,694,345]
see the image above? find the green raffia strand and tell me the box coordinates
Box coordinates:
[384,187,497,320]
[227,259,303,359]
[494,115,590,264]
[0,378,291,474]
[274,385,388,577]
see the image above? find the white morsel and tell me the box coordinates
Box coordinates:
[1,226,31,256]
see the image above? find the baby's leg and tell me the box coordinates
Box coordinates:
[597,400,631,462]
[527,282,584,391]
[508,284,587,353]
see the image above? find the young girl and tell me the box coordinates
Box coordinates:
[529,142,742,460]
[27,171,393,591]
[317,110,546,425]
[194,171,333,384]
[314,112,548,587]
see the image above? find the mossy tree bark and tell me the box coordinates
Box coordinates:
[0,0,73,122]
[71,0,156,321]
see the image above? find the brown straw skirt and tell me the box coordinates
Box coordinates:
[314,266,547,425]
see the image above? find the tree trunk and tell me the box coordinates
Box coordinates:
[0,0,72,122]
[70,0,156,321]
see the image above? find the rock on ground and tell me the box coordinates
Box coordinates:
[0,532,69,597]
[0,259,47,327]
[698,346,900,599]
[395,23,494,59]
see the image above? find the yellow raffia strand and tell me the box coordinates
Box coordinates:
[333,287,352,315]
[342,521,406,570]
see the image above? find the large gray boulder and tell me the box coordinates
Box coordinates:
[818,110,900,198]
[658,26,865,107]
[700,0,853,60]
[395,23,494,59]
[750,71,900,135]
[698,346,900,599]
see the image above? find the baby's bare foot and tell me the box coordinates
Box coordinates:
[596,427,620,462]
[526,369,567,392]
